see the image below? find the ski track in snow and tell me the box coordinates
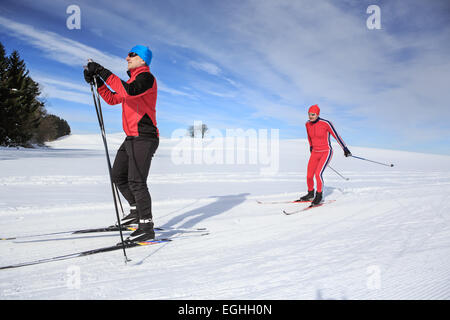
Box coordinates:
[0,136,449,299]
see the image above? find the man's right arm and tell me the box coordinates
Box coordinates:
[306,122,313,152]
[97,83,123,105]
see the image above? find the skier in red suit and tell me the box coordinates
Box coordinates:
[297,104,351,205]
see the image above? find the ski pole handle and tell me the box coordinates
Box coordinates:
[84,59,98,86]
[350,155,394,167]
[83,59,94,70]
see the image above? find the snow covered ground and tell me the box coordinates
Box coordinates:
[0,133,449,300]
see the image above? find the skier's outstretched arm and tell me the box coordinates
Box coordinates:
[325,121,351,157]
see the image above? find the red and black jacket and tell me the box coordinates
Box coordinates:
[97,65,158,138]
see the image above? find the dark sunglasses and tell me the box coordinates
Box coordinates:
[308,113,317,116]
[128,52,138,58]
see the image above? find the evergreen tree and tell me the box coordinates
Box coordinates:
[33,114,71,144]
[0,42,71,147]
[53,115,71,138]
[4,50,45,146]
[0,43,10,144]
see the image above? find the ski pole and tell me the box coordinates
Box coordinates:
[91,78,130,263]
[350,155,394,167]
[86,62,130,263]
[115,184,125,218]
[97,97,125,219]
[328,165,349,181]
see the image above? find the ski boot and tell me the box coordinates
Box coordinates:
[125,218,155,243]
[295,190,315,202]
[311,191,323,206]
[120,205,139,226]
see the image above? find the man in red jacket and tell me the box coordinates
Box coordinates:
[84,45,158,242]
[297,104,351,205]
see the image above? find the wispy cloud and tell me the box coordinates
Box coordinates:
[0,15,196,105]
[29,72,93,105]
[157,80,196,99]
[0,15,125,75]
[189,61,222,76]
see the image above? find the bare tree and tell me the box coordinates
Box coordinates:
[188,123,208,138]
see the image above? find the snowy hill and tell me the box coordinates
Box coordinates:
[0,134,449,299]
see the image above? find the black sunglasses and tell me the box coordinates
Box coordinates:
[128,52,138,58]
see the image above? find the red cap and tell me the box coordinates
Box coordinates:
[308,104,320,115]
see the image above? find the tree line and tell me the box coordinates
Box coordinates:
[0,42,70,147]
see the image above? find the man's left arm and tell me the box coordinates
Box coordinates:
[326,121,351,157]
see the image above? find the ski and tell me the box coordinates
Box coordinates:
[0,225,128,241]
[1,225,208,241]
[0,238,172,270]
[13,229,210,244]
[0,225,134,241]
[257,199,311,205]
[283,200,336,215]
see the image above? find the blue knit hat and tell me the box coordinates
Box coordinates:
[129,45,152,66]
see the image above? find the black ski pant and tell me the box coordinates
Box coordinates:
[112,136,159,221]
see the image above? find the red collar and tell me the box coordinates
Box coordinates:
[127,65,150,78]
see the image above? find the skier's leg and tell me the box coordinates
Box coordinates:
[112,140,136,206]
[126,137,159,221]
[125,137,159,241]
[314,149,333,193]
[306,153,318,192]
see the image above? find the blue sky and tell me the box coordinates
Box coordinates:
[1,0,449,155]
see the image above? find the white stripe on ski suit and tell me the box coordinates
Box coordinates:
[319,119,346,150]
[318,148,333,191]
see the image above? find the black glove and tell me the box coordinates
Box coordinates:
[310,146,313,153]
[86,61,104,76]
[83,69,104,86]
[86,61,112,83]
[344,147,352,157]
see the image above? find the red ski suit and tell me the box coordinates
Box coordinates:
[305,117,347,192]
